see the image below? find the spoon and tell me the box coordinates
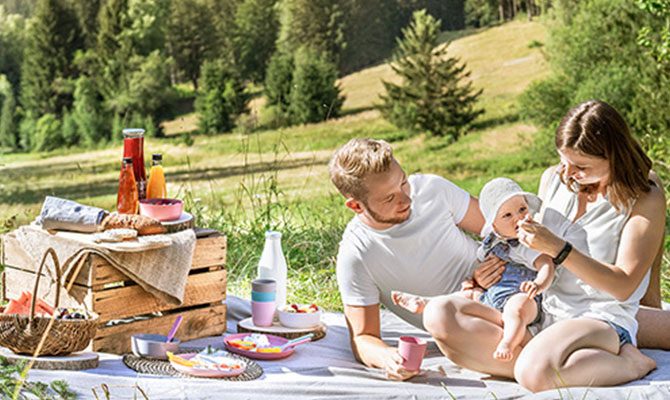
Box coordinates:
[166,315,183,343]
[278,333,314,351]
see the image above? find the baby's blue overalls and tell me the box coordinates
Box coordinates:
[478,233,543,325]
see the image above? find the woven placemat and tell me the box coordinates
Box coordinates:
[122,349,262,381]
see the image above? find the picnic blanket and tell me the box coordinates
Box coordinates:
[22,297,670,399]
[13,225,196,305]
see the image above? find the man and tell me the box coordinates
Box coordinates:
[329,138,669,381]
[329,138,503,380]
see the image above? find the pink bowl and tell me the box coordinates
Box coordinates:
[139,198,183,221]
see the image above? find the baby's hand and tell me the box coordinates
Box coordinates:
[520,281,539,299]
[461,279,476,291]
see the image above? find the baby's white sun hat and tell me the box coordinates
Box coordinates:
[479,177,542,237]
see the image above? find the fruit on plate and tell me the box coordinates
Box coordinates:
[285,303,319,313]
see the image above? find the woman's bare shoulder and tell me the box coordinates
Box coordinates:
[632,174,666,217]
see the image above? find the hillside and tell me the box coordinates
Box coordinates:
[0,20,560,305]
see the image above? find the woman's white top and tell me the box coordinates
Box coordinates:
[540,171,650,345]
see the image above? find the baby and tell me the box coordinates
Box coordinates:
[392,177,556,361]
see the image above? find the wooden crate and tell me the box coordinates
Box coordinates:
[0,231,227,354]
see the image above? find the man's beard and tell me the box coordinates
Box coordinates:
[363,202,411,225]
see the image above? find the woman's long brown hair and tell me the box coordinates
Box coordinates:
[555,100,652,212]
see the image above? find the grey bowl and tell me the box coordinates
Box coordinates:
[131,333,180,360]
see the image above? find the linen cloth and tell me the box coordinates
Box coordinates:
[35,196,107,233]
[23,297,670,399]
[13,225,195,305]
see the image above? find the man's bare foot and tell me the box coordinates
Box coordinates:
[493,341,515,362]
[391,291,429,314]
[620,344,657,380]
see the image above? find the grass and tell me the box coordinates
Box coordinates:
[1,19,667,313]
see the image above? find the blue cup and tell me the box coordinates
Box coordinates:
[251,290,276,302]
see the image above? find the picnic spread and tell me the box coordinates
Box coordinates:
[6,297,668,399]
[1,128,670,398]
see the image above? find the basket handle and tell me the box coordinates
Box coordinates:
[29,248,62,323]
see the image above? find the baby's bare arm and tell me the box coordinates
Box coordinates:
[532,254,555,293]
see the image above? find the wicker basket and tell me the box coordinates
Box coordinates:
[0,248,98,356]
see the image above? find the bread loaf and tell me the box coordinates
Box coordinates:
[101,214,166,235]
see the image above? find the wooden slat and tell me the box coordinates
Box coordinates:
[3,267,93,310]
[92,303,227,354]
[92,269,227,323]
[88,235,227,288]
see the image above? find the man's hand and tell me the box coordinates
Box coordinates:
[473,255,506,289]
[382,347,420,381]
[520,281,539,299]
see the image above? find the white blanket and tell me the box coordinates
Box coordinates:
[25,297,670,399]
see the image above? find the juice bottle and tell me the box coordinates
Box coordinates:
[122,128,147,199]
[147,153,167,199]
[117,157,139,214]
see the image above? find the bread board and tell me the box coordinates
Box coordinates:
[237,317,326,341]
[161,212,195,233]
[27,224,172,252]
[0,347,99,370]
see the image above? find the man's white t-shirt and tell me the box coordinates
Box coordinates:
[336,174,480,329]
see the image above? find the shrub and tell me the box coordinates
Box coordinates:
[288,47,343,124]
[73,76,108,146]
[518,76,573,127]
[264,50,294,122]
[60,110,79,147]
[33,113,63,151]
[196,60,250,134]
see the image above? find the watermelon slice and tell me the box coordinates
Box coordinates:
[3,292,54,316]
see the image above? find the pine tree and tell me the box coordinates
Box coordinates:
[166,0,216,90]
[379,9,483,140]
[233,0,279,83]
[0,86,18,150]
[279,0,347,65]
[20,0,83,117]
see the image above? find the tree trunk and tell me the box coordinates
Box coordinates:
[527,0,533,21]
[512,0,517,19]
[499,0,505,22]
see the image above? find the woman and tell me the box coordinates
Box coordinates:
[423,100,665,390]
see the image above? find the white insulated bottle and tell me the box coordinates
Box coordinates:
[257,231,288,309]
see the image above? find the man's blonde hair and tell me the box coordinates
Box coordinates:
[329,138,394,201]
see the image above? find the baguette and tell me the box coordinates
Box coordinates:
[101,213,166,235]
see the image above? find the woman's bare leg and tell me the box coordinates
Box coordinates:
[515,318,657,392]
[422,293,532,378]
[494,294,537,361]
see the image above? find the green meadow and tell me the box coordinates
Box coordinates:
[1,20,667,308]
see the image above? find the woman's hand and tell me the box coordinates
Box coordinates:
[473,255,506,289]
[517,218,565,258]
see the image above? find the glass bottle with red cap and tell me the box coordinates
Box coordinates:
[117,157,139,214]
[122,128,147,199]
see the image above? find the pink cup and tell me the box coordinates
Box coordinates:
[398,336,427,371]
[251,300,276,327]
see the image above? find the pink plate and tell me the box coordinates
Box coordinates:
[169,353,247,378]
[223,333,295,360]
